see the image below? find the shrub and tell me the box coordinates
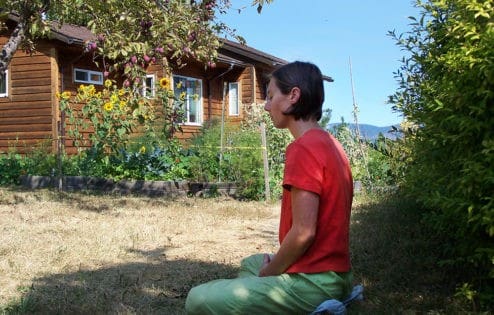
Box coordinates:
[389,0,494,309]
[241,103,292,199]
[0,151,27,185]
[187,120,266,200]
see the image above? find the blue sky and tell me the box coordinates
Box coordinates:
[219,0,418,127]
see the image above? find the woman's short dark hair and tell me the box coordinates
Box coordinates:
[270,61,324,121]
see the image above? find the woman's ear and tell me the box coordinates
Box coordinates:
[289,87,301,104]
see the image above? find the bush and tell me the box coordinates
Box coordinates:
[328,121,406,190]
[187,120,266,200]
[241,103,292,199]
[389,0,494,309]
[0,151,27,185]
[0,140,61,185]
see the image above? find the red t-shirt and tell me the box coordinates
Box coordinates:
[280,129,353,273]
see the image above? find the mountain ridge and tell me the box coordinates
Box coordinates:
[328,123,400,140]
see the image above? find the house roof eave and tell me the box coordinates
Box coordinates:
[219,38,333,82]
[219,38,287,68]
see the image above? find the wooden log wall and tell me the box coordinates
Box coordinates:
[0,31,272,155]
[0,37,57,154]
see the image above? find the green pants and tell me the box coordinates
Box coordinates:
[185,254,353,315]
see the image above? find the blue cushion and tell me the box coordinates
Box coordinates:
[309,284,364,315]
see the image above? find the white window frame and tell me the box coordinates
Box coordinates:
[142,74,156,98]
[228,82,240,116]
[173,75,203,125]
[0,70,8,97]
[74,68,104,85]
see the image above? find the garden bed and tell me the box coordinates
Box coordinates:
[19,175,237,197]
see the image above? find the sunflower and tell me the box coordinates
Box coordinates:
[110,93,119,103]
[61,91,71,100]
[104,102,114,111]
[159,77,171,90]
[104,79,113,88]
[87,85,96,96]
[57,91,71,100]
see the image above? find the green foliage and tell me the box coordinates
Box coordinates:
[60,81,157,155]
[187,119,267,200]
[242,103,292,199]
[329,120,369,183]
[0,140,61,185]
[0,151,27,185]
[328,119,405,190]
[0,0,240,75]
[389,0,494,309]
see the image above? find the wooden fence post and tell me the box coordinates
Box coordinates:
[260,122,270,202]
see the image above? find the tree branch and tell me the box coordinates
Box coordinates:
[0,19,26,72]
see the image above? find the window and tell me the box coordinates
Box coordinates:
[228,82,240,116]
[74,68,103,85]
[0,70,8,97]
[142,74,156,98]
[173,75,203,124]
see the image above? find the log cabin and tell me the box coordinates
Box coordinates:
[0,13,332,155]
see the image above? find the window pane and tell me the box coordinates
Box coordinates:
[90,73,102,83]
[0,72,6,95]
[188,88,197,123]
[75,70,87,81]
[229,83,239,115]
[145,76,154,97]
[173,76,202,124]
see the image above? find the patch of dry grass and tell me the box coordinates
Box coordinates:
[0,187,471,314]
[0,187,278,314]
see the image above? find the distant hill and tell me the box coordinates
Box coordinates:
[328,123,401,141]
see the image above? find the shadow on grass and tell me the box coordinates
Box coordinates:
[3,246,238,314]
[348,193,464,314]
[0,185,181,213]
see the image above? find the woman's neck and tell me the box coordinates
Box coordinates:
[288,119,322,139]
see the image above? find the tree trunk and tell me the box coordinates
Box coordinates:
[0,19,26,72]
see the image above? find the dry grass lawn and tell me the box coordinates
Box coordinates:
[0,187,467,314]
[0,187,279,314]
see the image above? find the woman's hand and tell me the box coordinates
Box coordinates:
[258,253,272,277]
[258,187,319,277]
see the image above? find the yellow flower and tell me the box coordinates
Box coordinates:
[57,91,71,100]
[139,146,146,154]
[87,85,96,96]
[159,77,171,90]
[61,91,71,100]
[119,100,126,109]
[78,84,85,92]
[176,81,183,89]
[110,93,119,103]
[192,93,199,101]
[118,89,125,96]
[104,79,113,88]
[179,91,186,100]
[104,102,114,111]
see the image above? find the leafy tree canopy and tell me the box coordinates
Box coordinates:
[0,0,270,78]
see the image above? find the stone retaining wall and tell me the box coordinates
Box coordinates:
[19,175,237,197]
